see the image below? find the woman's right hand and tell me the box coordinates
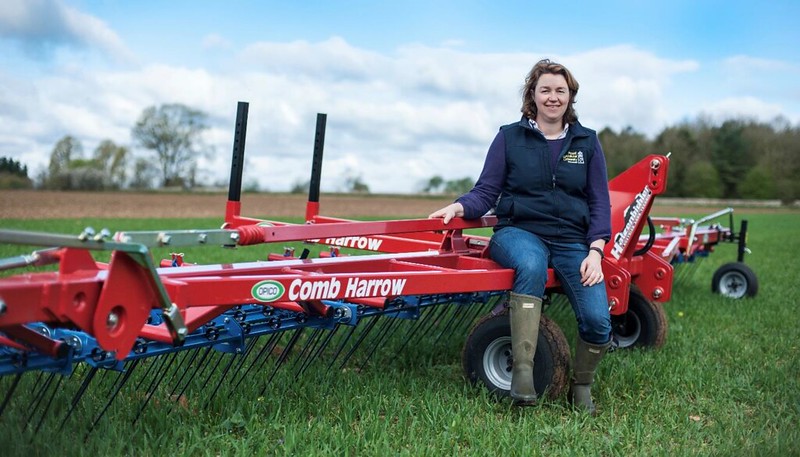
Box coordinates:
[428,202,464,224]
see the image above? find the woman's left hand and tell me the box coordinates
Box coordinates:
[580,250,604,287]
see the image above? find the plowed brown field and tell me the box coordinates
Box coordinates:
[1,190,788,221]
[1,190,455,220]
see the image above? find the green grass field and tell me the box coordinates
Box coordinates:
[0,211,798,456]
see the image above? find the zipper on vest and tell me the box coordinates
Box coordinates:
[551,174,556,189]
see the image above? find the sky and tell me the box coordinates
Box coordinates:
[1,0,798,194]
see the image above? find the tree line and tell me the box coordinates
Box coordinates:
[420,117,799,203]
[1,109,798,203]
[1,104,210,191]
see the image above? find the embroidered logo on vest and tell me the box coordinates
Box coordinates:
[562,151,584,164]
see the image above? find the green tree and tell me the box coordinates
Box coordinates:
[421,175,445,193]
[652,124,698,197]
[710,120,755,198]
[93,140,128,189]
[0,156,33,189]
[444,177,474,195]
[681,161,723,198]
[129,157,159,189]
[345,174,370,194]
[290,178,310,194]
[132,104,209,188]
[46,135,83,190]
[599,126,651,177]
[739,166,776,199]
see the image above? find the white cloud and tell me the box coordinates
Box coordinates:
[0,0,134,62]
[202,33,232,51]
[1,37,797,194]
[699,96,787,123]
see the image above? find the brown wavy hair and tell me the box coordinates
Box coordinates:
[521,59,580,124]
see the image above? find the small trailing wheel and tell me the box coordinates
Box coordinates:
[462,311,570,400]
[611,287,668,349]
[712,262,758,299]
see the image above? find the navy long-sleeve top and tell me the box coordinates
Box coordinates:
[456,127,612,245]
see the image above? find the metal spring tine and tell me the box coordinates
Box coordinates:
[447,300,486,337]
[133,353,177,425]
[275,328,303,368]
[58,366,99,431]
[167,348,203,399]
[288,328,323,374]
[416,302,452,340]
[298,325,340,377]
[227,332,282,397]
[337,315,381,370]
[292,328,326,376]
[172,347,213,405]
[25,372,56,429]
[198,351,226,394]
[205,335,262,406]
[0,372,23,419]
[326,325,358,371]
[33,374,64,434]
[132,354,162,393]
[459,298,495,331]
[28,370,45,402]
[260,329,305,397]
[358,311,403,371]
[387,315,427,365]
[432,304,468,344]
[215,337,258,398]
[674,264,692,285]
[85,359,140,439]
[203,353,239,410]
[162,350,193,397]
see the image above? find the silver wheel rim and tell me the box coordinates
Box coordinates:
[614,311,641,348]
[719,271,747,299]
[482,336,513,391]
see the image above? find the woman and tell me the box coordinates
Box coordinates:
[429,59,612,414]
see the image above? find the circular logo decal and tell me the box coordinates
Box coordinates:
[251,280,284,302]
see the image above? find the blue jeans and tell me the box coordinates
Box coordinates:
[489,226,612,345]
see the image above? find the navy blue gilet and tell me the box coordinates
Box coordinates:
[494,119,598,244]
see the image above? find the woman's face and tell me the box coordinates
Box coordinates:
[533,73,569,125]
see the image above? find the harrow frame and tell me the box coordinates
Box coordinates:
[1,101,684,429]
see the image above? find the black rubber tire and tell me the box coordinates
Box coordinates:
[462,311,571,400]
[711,262,758,299]
[611,287,668,349]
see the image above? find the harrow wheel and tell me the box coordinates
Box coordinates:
[462,311,570,401]
[712,262,758,299]
[611,287,668,349]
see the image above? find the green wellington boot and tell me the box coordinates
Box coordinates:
[570,337,611,415]
[508,292,542,405]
